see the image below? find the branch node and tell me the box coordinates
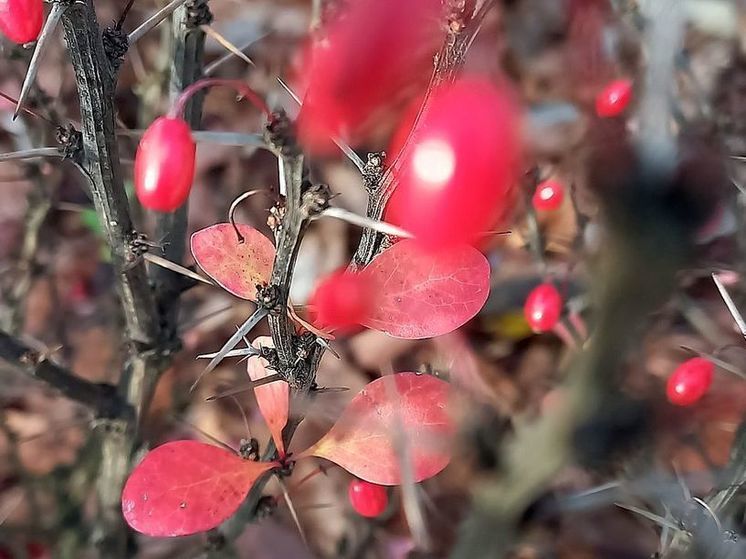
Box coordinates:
[101,25,128,70]
[186,0,213,28]
[265,110,298,156]
[256,284,281,312]
[301,182,331,218]
[55,123,83,160]
[363,151,386,193]
[238,438,260,461]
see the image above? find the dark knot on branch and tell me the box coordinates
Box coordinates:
[102,25,128,70]
[265,110,299,156]
[56,124,83,160]
[186,0,214,27]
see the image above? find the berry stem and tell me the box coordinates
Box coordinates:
[168,78,270,119]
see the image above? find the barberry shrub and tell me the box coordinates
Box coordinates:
[1,0,744,558]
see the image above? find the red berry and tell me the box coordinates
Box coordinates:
[524,283,563,332]
[532,179,565,212]
[666,357,714,406]
[134,117,196,212]
[309,269,370,332]
[388,78,521,250]
[348,478,388,518]
[595,79,633,118]
[0,0,43,44]
[298,0,441,151]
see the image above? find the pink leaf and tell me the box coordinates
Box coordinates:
[302,373,453,485]
[190,224,275,301]
[360,240,490,339]
[247,337,289,456]
[122,441,277,537]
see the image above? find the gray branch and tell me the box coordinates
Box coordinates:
[152,1,210,343]
[0,330,130,420]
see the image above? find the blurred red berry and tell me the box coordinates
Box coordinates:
[532,179,565,212]
[388,78,521,250]
[26,543,49,559]
[298,0,441,151]
[595,79,633,118]
[348,478,388,518]
[134,117,196,212]
[524,283,563,332]
[0,0,43,44]
[309,269,370,332]
[666,357,714,406]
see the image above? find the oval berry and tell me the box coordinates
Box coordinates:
[389,78,521,250]
[532,179,565,212]
[666,357,714,406]
[524,283,563,332]
[595,79,633,118]
[309,269,370,332]
[348,478,388,518]
[298,0,440,151]
[0,0,43,44]
[134,117,196,212]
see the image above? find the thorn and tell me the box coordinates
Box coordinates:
[0,90,55,126]
[615,502,686,533]
[319,207,414,239]
[191,307,269,391]
[196,347,259,360]
[277,477,308,547]
[142,253,214,286]
[204,373,284,402]
[679,345,746,381]
[128,0,190,45]
[200,24,256,68]
[171,416,237,454]
[117,129,265,147]
[0,147,63,163]
[712,272,746,340]
[14,3,66,121]
[204,31,270,76]
[311,386,349,394]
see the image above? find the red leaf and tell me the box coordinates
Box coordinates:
[122,441,277,537]
[190,224,275,301]
[246,337,289,456]
[302,373,453,485]
[360,240,490,339]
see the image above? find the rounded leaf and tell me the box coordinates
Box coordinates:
[0,0,43,44]
[122,441,277,537]
[360,240,490,339]
[247,337,289,456]
[134,117,196,212]
[305,373,453,485]
[191,224,275,301]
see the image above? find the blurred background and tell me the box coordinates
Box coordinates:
[1,0,746,558]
